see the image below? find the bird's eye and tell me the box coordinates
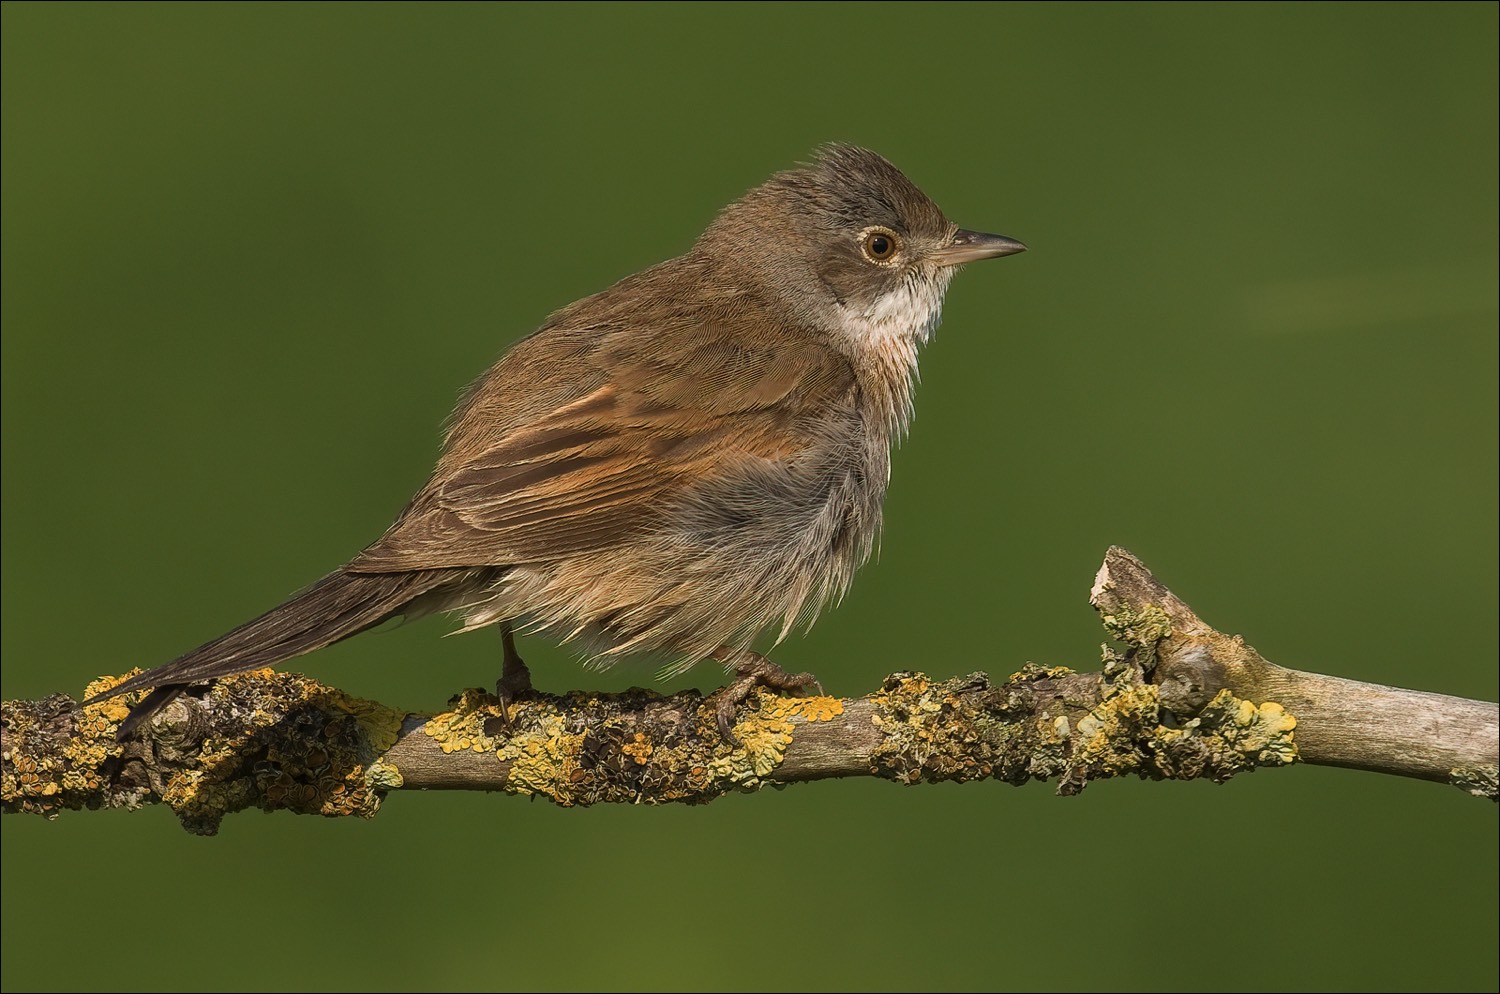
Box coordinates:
[861,229,899,263]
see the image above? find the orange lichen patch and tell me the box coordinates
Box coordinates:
[763,694,844,723]
[72,696,130,738]
[3,676,144,818]
[3,747,62,817]
[81,669,146,708]
[422,689,501,754]
[62,684,134,795]
[621,733,654,765]
[894,673,931,696]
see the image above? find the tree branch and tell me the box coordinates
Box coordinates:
[1088,547,1497,789]
[4,548,1495,834]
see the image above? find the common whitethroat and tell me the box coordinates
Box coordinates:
[93,144,1027,740]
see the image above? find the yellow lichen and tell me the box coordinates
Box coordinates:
[621,733,654,765]
[119,670,414,831]
[316,689,405,754]
[80,669,145,707]
[1006,663,1076,683]
[763,694,844,723]
[867,672,1001,785]
[710,718,794,783]
[61,693,129,792]
[1196,691,1298,766]
[1053,676,1301,791]
[1071,685,1149,767]
[1099,603,1173,649]
[422,689,502,755]
[496,709,583,801]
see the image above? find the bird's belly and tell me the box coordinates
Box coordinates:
[458,466,881,673]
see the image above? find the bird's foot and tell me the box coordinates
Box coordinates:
[491,664,534,729]
[487,622,536,731]
[708,649,823,743]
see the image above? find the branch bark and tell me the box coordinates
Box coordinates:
[4,548,1495,834]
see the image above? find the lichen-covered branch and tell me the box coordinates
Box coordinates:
[1089,547,1498,793]
[3,548,1495,834]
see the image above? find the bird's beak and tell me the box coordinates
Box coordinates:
[934,229,1028,267]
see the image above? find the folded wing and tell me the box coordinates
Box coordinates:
[351,313,857,573]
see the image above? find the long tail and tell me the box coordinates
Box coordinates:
[89,567,467,739]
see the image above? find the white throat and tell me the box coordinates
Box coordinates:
[838,270,954,438]
[843,270,952,349]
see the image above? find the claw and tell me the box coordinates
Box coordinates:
[706,648,823,744]
[710,673,757,743]
[490,621,534,731]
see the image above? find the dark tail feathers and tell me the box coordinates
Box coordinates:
[91,567,466,739]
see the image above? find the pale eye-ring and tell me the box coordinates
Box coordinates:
[861,228,899,263]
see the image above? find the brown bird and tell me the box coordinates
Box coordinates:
[92,144,1026,740]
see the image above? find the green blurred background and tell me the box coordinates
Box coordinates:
[3,3,1495,991]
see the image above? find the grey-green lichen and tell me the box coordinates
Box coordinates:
[364,758,405,791]
[1197,691,1298,766]
[866,665,1298,796]
[1098,603,1173,673]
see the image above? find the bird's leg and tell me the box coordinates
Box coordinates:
[707,647,823,742]
[493,621,534,724]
